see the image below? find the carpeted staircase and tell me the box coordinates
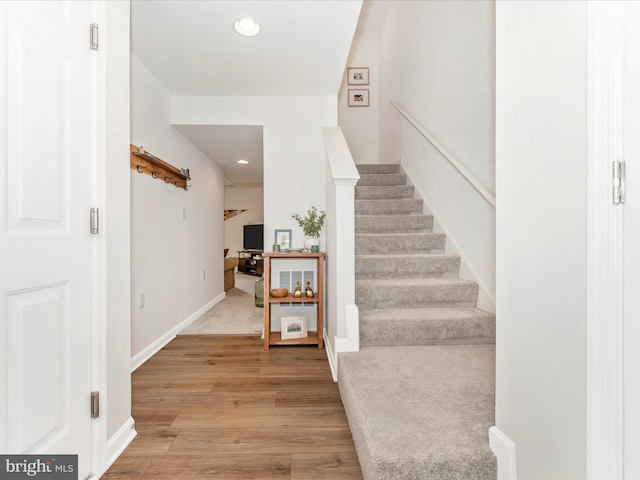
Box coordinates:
[338,164,497,480]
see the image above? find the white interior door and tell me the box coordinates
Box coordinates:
[624,2,640,477]
[0,1,97,478]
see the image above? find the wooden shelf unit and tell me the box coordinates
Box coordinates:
[263,252,326,350]
[130,144,190,190]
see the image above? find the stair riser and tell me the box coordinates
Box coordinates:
[360,317,496,347]
[356,164,400,175]
[355,199,423,215]
[357,174,407,186]
[356,256,460,279]
[355,185,414,200]
[356,234,446,254]
[356,215,433,234]
[356,283,479,309]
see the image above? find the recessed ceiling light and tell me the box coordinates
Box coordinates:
[234,17,260,37]
[237,159,250,165]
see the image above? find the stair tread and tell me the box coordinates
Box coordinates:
[338,345,496,479]
[356,252,458,256]
[355,185,413,193]
[356,164,401,174]
[359,307,493,320]
[356,254,461,278]
[356,213,431,216]
[356,212,427,216]
[357,277,475,286]
[359,309,495,347]
[356,253,459,261]
[355,197,418,202]
[356,232,444,237]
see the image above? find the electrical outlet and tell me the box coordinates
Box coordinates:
[138,292,145,309]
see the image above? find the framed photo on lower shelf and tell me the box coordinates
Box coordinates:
[281,315,308,340]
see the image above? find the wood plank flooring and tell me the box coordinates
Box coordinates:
[101,335,363,480]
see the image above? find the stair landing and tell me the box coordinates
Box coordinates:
[339,345,496,480]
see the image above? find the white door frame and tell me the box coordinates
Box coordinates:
[90,0,108,476]
[622,1,640,477]
[586,1,625,477]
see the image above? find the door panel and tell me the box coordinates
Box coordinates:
[7,9,69,232]
[7,283,69,453]
[0,1,95,478]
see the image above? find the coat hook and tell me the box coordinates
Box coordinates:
[164,176,173,183]
[151,171,160,179]
[136,165,147,173]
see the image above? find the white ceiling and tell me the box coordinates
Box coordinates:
[174,125,263,186]
[131,0,363,185]
[131,0,362,96]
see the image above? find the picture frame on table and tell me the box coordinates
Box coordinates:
[348,89,370,107]
[281,316,308,340]
[275,229,292,250]
[347,67,369,85]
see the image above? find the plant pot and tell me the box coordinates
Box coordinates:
[304,236,320,252]
[255,274,264,308]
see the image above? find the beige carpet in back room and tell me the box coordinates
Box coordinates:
[179,272,264,335]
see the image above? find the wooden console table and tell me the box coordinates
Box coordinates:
[237,250,263,276]
[263,252,325,350]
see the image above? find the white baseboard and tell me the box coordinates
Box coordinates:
[489,426,517,480]
[331,304,360,382]
[415,187,495,313]
[397,159,495,313]
[335,304,360,353]
[325,328,338,382]
[130,292,225,371]
[101,416,136,477]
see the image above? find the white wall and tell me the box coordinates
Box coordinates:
[378,0,495,189]
[224,186,263,255]
[338,31,379,164]
[171,95,337,349]
[130,55,225,360]
[495,1,587,478]
[171,96,337,251]
[105,0,132,442]
[366,0,496,309]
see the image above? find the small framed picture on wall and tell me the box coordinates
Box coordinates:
[347,67,369,85]
[348,89,369,107]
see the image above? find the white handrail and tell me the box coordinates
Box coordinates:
[391,100,496,208]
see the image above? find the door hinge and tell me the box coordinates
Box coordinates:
[90,23,99,50]
[91,391,99,419]
[613,161,626,205]
[90,208,99,234]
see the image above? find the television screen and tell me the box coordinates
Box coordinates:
[243,224,264,251]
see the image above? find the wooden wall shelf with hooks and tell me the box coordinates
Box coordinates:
[130,144,191,190]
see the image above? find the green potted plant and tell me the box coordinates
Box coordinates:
[292,206,326,252]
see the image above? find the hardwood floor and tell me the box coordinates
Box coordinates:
[101,335,363,479]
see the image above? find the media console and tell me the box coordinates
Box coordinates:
[237,250,264,276]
